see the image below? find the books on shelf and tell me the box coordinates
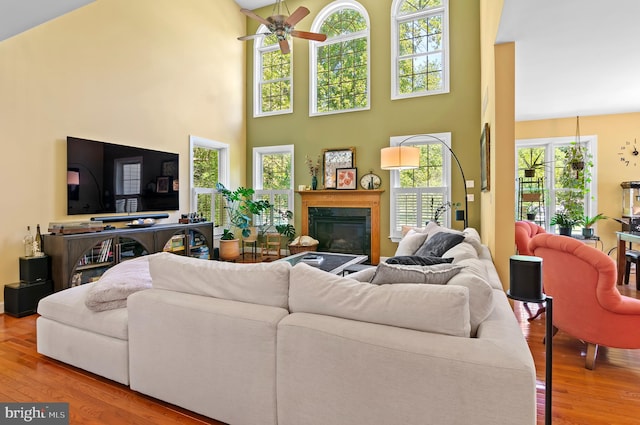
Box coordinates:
[98,239,112,263]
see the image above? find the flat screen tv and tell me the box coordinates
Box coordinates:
[67,136,179,215]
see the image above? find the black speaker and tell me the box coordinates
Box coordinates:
[4,280,54,317]
[19,255,50,283]
[509,255,543,302]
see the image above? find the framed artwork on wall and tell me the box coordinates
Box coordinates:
[323,147,355,189]
[336,168,357,190]
[480,123,490,192]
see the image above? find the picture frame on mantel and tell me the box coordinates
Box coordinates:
[336,168,357,190]
[323,147,355,189]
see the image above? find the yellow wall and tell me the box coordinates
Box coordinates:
[0,0,246,303]
[516,113,640,253]
[244,0,482,258]
[480,0,516,288]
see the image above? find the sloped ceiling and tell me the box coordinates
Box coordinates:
[0,0,95,42]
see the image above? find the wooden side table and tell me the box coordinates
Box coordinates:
[262,233,281,259]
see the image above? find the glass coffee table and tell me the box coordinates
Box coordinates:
[279,251,368,275]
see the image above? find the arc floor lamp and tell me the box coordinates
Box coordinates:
[380,134,469,228]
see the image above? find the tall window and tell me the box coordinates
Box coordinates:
[190,136,229,228]
[253,145,294,227]
[310,0,370,116]
[391,0,449,99]
[516,136,598,231]
[254,26,293,117]
[389,133,452,241]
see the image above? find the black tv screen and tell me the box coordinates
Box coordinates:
[67,136,179,215]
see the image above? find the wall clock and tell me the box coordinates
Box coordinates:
[618,138,639,167]
[360,171,381,190]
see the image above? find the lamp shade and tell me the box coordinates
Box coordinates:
[509,255,543,302]
[380,146,420,170]
[67,170,80,185]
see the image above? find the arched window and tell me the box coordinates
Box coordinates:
[310,0,370,116]
[254,25,293,117]
[391,0,449,99]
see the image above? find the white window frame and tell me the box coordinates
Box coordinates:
[189,135,229,235]
[253,145,294,225]
[253,24,293,117]
[389,132,452,242]
[309,0,371,117]
[391,0,450,100]
[515,135,598,231]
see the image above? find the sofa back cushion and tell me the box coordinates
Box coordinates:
[149,252,291,309]
[289,263,471,337]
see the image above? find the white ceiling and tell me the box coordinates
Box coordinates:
[2,0,638,122]
[497,0,640,121]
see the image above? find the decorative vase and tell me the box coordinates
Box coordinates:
[311,175,318,190]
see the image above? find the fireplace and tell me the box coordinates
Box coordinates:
[308,207,371,261]
[297,190,382,264]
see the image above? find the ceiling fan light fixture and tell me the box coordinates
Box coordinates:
[239,0,326,54]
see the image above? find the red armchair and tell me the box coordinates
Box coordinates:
[515,221,546,255]
[530,233,640,369]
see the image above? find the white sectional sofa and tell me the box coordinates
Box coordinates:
[37,226,536,425]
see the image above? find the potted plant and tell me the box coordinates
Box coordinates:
[579,213,607,238]
[550,211,578,236]
[526,205,539,221]
[520,149,545,178]
[216,183,271,260]
[274,209,296,241]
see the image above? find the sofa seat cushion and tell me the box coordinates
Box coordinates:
[149,252,291,309]
[37,283,129,340]
[289,263,471,337]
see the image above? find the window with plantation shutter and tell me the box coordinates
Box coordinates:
[253,145,294,228]
[389,133,452,241]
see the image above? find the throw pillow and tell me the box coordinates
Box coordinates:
[395,230,429,256]
[386,256,454,266]
[415,232,465,257]
[370,262,464,285]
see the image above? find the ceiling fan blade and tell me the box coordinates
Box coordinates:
[279,39,291,54]
[240,8,272,27]
[238,32,272,41]
[285,6,310,27]
[290,30,327,42]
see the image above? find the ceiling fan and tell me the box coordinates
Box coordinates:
[238,0,327,54]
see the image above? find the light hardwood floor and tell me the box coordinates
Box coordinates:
[1,285,639,424]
